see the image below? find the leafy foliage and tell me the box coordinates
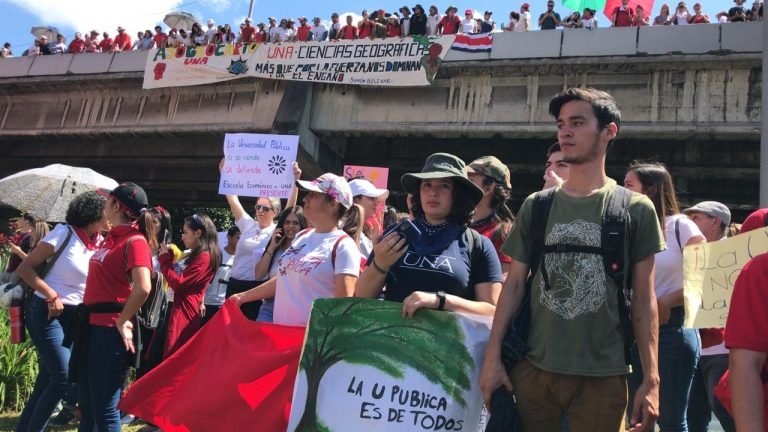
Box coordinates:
[0,309,38,412]
[167,207,234,246]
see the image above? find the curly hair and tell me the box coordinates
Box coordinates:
[66,191,106,229]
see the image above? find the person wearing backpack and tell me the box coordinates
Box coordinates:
[355,153,503,318]
[624,162,705,432]
[230,174,360,327]
[14,192,107,432]
[481,88,665,432]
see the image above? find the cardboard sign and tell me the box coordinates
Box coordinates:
[218,133,298,198]
[144,36,456,89]
[343,165,390,189]
[683,227,768,328]
[287,298,491,432]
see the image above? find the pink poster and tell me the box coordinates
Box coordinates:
[343,165,389,189]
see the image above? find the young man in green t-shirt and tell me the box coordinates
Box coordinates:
[480,88,665,432]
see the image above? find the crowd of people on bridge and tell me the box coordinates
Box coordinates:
[4,85,768,432]
[0,0,763,58]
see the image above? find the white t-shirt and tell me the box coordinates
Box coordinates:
[230,215,275,281]
[582,17,597,29]
[205,27,217,43]
[273,27,289,42]
[36,224,96,305]
[359,234,373,260]
[675,12,690,24]
[654,214,704,298]
[427,14,441,35]
[309,24,328,40]
[460,18,476,33]
[521,11,531,30]
[204,249,233,306]
[273,229,360,326]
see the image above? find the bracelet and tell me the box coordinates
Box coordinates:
[264,250,273,257]
[371,259,388,275]
[45,295,59,304]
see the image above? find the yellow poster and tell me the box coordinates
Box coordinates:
[683,227,768,328]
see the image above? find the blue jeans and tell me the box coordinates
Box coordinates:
[256,299,274,323]
[16,295,76,432]
[77,325,130,432]
[687,354,735,432]
[629,307,701,432]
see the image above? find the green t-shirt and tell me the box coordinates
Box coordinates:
[502,179,665,377]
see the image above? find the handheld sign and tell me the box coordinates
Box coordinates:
[683,227,768,328]
[219,133,299,198]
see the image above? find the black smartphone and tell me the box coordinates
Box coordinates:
[393,219,422,244]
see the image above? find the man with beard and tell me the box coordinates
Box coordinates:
[480,88,664,432]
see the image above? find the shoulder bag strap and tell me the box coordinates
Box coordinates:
[38,226,74,280]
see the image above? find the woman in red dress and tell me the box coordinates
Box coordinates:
[158,213,220,358]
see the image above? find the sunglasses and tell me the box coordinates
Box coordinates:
[255,205,274,212]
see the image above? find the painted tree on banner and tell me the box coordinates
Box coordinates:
[296,298,475,432]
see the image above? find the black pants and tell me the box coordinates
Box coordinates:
[225,278,262,321]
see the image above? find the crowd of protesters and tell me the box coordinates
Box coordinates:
[4,86,768,431]
[0,0,762,58]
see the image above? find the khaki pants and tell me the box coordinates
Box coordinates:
[511,359,628,432]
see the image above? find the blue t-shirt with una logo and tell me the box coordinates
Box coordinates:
[372,229,503,302]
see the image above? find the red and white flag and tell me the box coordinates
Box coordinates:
[452,33,493,53]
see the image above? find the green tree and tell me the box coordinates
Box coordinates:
[295,298,475,432]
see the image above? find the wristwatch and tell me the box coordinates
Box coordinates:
[436,291,447,310]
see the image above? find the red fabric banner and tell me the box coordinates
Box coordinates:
[119,301,306,432]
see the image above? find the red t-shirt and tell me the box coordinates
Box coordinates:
[297,24,311,41]
[98,38,114,52]
[725,253,768,374]
[152,33,168,48]
[387,23,402,37]
[690,15,708,24]
[340,25,358,40]
[358,19,374,38]
[84,225,152,326]
[472,218,513,265]
[439,15,460,34]
[612,7,635,27]
[68,39,85,53]
[241,26,256,43]
[113,33,132,51]
[253,31,267,42]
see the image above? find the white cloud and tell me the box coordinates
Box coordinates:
[7,0,184,37]
[208,0,232,13]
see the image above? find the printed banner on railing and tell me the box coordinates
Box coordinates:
[218,133,298,198]
[287,298,491,432]
[143,35,456,89]
[683,227,768,328]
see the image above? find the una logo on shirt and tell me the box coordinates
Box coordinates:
[401,252,455,274]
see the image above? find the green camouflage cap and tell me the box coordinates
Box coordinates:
[467,156,511,189]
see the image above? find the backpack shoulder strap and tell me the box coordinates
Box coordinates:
[675,218,682,251]
[528,188,556,281]
[331,234,351,270]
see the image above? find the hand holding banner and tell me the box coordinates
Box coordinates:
[219,133,299,198]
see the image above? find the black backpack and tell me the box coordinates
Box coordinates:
[501,185,634,372]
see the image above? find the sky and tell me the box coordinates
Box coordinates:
[0,0,747,50]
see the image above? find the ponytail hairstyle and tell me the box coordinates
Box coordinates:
[136,209,159,253]
[184,212,221,273]
[480,176,516,244]
[341,204,364,246]
[627,161,680,235]
[29,220,50,248]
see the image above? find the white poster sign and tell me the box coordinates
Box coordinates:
[218,133,298,198]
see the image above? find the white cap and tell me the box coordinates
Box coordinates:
[349,179,389,200]
[207,19,215,25]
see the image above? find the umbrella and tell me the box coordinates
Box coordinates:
[0,164,118,222]
[30,26,61,41]
[561,0,607,13]
[163,12,200,31]
[603,0,655,21]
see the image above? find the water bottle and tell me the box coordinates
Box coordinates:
[9,300,24,344]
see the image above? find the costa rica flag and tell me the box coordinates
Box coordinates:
[451,33,493,53]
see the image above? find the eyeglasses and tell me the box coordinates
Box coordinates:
[255,205,273,212]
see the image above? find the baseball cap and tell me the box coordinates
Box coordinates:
[98,182,149,218]
[207,19,215,25]
[117,26,125,31]
[332,13,339,18]
[683,201,731,226]
[465,8,473,14]
[298,16,307,21]
[296,174,353,208]
[522,2,530,9]
[740,208,768,233]
[467,156,511,189]
[349,179,389,200]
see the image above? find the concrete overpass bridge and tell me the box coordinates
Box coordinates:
[0,23,762,216]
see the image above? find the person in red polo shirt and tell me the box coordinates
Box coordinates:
[239,18,256,43]
[112,26,132,52]
[339,15,358,40]
[611,0,635,27]
[78,182,153,432]
[98,32,114,52]
[437,6,461,34]
[151,26,168,49]
[68,32,85,54]
[296,17,312,41]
